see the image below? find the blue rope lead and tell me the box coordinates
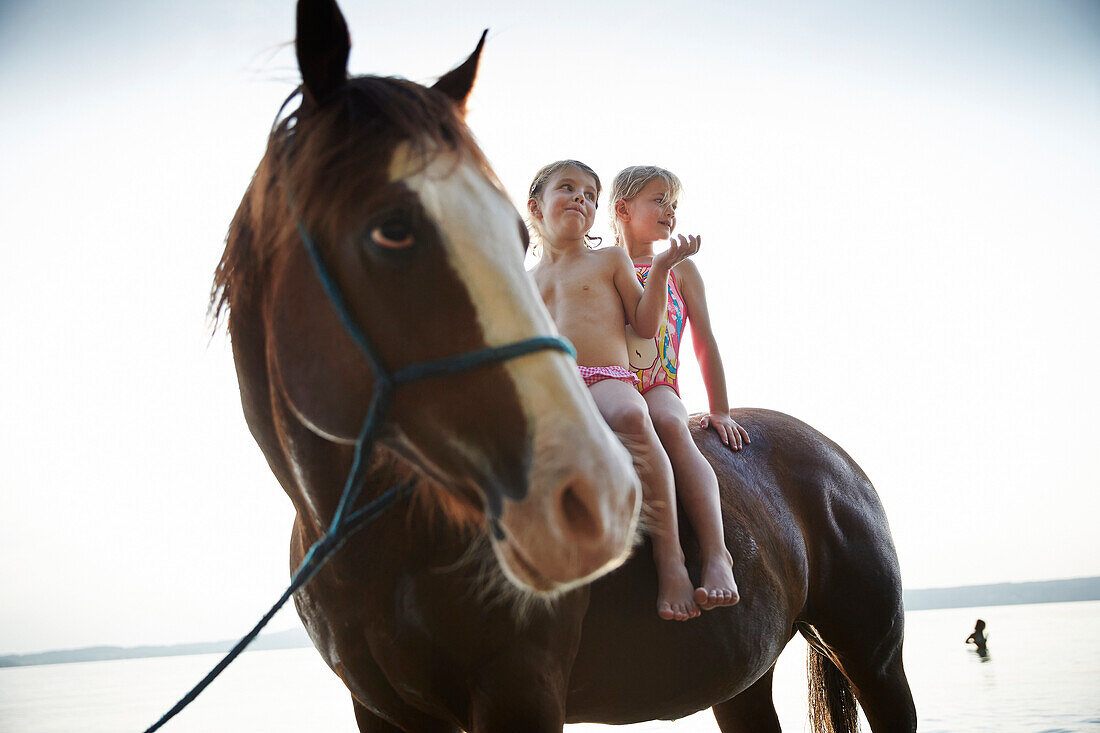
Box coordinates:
[142,480,415,733]
[143,211,575,732]
[391,335,574,385]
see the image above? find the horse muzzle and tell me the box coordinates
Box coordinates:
[489,425,642,594]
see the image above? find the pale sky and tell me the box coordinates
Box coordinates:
[1,0,1097,656]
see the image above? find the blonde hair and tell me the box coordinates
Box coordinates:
[608,165,683,246]
[526,160,602,251]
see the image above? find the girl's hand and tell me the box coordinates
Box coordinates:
[653,234,700,271]
[700,412,750,451]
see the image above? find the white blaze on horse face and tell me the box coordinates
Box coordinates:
[390,144,640,590]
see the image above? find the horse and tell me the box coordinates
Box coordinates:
[212,0,644,595]
[213,1,918,731]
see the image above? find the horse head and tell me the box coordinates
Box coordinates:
[214,0,640,594]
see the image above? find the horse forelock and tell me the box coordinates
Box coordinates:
[211,74,501,332]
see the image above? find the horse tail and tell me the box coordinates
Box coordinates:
[803,626,860,733]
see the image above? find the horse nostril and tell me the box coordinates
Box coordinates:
[559,482,603,543]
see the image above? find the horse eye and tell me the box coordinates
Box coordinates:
[370,220,415,249]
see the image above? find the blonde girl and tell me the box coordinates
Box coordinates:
[611,165,748,609]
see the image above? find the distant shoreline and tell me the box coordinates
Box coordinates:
[3,577,1098,668]
[901,576,1100,612]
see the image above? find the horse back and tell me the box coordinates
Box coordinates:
[565,408,901,723]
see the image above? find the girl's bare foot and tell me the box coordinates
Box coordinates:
[694,552,739,610]
[657,559,701,621]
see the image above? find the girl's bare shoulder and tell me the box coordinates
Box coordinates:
[673,257,702,278]
[592,245,632,268]
[673,258,704,289]
[528,257,558,286]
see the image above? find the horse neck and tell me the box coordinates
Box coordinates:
[219,149,485,549]
[220,150,334,529]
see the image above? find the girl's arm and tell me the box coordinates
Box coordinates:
[632,261,671,339]
[611,247,671,339]
[626,235,700,338]
[610,247,649,331]
[678,260,750,450]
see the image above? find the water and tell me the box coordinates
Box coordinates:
[2,602,1097,732]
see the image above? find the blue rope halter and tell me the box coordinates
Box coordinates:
[143,217,574,733]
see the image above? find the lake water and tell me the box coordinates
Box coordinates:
[2,601,1098,732]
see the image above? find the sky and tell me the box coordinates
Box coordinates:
[0,0,1097,656]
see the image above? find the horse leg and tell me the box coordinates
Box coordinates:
[711,667,781,733]
[846,649,915,733]
[466,644,569,732]
[469,693,564,733]
[351,697,459,733]
[352,700,404,733]
[799,614,917,733]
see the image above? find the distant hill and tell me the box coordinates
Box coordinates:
[0,628,311,669]
[4,577,1098,668]
[902,576,1100,611]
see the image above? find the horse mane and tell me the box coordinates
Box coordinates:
[210,74,502,331]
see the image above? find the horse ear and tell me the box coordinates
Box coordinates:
[431,30,488,115]
[296,0,350,104]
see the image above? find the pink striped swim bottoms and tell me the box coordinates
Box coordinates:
[578,365,640,387]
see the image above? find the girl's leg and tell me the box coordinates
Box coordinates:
[588,378,699,621]
[644,385,739,610]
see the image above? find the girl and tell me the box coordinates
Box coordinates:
[611,165,749,610]
[527,160,702,621]
[966,619,989,653]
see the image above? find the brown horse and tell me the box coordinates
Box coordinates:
[212,0,643,594]
[214,1,917,731]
